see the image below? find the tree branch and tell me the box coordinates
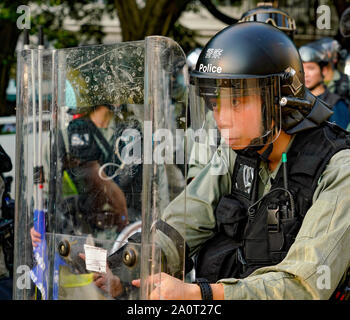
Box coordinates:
[199,0,239,25]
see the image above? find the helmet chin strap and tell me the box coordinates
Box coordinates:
[307,80,324,92]
[235,135,274,163]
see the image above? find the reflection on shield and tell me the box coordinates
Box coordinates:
[14,37,188,300]
[236,164,255,195]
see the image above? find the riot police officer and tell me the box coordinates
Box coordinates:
[299,43,350,129]
[187,3,297,182]
[132,22,350,300]
[31,101,144,244]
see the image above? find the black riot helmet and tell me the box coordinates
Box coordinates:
[239,3,296,39]
[299,43,330,68]
[189,22,333,151]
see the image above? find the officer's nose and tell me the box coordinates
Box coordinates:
[216,104,234,129]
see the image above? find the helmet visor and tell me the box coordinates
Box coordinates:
[240,10,296,33]
[299,45,328,64]
[189,76,281,149]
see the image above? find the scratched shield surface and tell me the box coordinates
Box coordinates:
[59,41,145,109]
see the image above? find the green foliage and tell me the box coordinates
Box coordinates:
[26,1,110,48]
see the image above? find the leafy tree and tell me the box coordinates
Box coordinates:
[0,0,113,115]
[0,1,28,115]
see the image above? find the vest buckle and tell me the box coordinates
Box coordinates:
[267,204,280,233]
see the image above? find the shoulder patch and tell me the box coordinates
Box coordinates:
[71,133,90,147]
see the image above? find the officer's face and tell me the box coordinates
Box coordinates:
[210,90,263,149]
[303,62,323,89]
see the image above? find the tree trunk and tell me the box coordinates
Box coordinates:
[114,0,192,41]
[0,20,21,115]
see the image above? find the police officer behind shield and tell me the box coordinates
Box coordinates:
[132,22,350,300]
[65,103,130,238]
[30,103,130,246]
[31,98,147,244]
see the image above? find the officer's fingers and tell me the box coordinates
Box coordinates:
[31,235,41,246]
[132,273,162,289]
[94,276,106,288]
[30,227,41,240]
[101,285,107,292]
[92,272,102,281]
[149,288,161,300]
[131,279,140,288]
[32,235,41,242]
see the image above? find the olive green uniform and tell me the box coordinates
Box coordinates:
[158,137,350,299]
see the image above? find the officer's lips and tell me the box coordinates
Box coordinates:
[304,78,313,88]
[226,137,241,146]
[225,137,251,150]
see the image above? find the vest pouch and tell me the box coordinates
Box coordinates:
[268,217,300,264]
[244,202,270,263]
[215,195,247,240]
[279,217,301,249]
[195,232,241,283]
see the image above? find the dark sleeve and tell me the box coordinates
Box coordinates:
[0,145,12,173]
[67,118,101,163]
[329,100,350,130]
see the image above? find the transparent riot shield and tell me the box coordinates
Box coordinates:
[14,36,188,300]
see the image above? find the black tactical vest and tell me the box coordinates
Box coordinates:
[319,88,342,110]
[334,72,350,108]
[195,122,350,283]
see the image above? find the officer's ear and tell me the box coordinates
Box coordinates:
[320,65,327,80]
[321,63,332,80]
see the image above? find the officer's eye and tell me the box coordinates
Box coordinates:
[207,98,218,110]
[231,98,240,108]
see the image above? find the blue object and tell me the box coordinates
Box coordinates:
[329,99,350,130]
[30,209,48,300]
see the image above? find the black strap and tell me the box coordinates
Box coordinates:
[193,278,213,300]
[335,72,350,98]
[154,220,185,261]
[260,143,273,163]
[0,144,12,173]
[57,129,67,160]
[153,220,193,274]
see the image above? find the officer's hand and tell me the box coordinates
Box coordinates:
[93,270,123,298]
[79,253,124,298]
[30,227,41,247]
[132,272,201,300]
